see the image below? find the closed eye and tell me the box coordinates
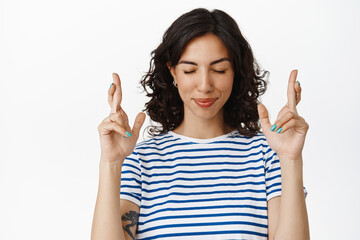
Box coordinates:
[184,70,226,74]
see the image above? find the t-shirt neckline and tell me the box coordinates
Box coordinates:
[168,129,238,143]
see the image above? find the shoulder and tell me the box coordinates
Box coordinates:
[227,131,274,161]
[227,130,267,144]
[134,131,176,151]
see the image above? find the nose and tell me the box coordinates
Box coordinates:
[197,69,213,93]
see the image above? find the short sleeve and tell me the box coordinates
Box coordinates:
[263,142,308,201]
[263,144,282,201]
[120,149,142,207]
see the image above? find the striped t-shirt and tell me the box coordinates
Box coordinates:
[120,129,306,239]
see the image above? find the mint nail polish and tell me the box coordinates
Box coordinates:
[126,131,132,137]
[109,83,113,89]
[276,127,283,133]
[270,124,277,132]
[297,81,300,86]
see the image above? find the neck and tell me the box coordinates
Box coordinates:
[172,108,233,139]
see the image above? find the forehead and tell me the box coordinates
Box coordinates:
[179,33,230,64]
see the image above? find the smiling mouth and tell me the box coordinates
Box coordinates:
[193,98,217,108]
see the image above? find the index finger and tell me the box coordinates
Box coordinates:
[111,73,122,113]
[287,69,298,111]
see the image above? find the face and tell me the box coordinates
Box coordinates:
[169,33,234,122]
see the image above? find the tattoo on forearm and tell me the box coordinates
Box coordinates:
[122,210,139,240]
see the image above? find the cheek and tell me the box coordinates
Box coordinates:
[177,78,195,93]
[217,76,234,94]
[176,82,193,101]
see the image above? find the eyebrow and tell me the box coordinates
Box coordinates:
[178,57,230,66]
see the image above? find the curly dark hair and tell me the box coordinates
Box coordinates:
[140,8,269,137]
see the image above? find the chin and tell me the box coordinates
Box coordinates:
[191,107,222,120]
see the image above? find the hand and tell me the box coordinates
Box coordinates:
[257,70,309,161]
[98,73,146,162]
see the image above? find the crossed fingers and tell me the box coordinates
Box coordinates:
[109,73,123,114]
[287,69,301,113]
[107,73,132,137]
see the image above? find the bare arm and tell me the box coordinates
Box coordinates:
[267,196,281,239]
[91,160,126,240]
[120,199,140,240]
[268,158,310,240]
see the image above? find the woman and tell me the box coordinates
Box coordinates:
[92,8,310,240]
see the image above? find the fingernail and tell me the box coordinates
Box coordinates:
[276,127,283,133]
[109,83,113,89]
[270,124,277,132]
[126,131,132,137]
[124,136,128,138]
[297,81,300,86]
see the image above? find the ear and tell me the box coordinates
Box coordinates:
[167,61,176,80]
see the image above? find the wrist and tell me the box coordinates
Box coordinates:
[278,154,303,164]
[99,159,124,177]
[100,153,126,164]
[100,158,124,166]
[278,156,304,183]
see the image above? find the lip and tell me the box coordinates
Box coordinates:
[193,98,217,108]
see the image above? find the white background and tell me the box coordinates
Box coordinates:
[1,0,359,239]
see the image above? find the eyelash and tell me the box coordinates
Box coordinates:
[184,70,226,74]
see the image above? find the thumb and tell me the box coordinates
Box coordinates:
[132,112,146,136]
[257,103,271,129]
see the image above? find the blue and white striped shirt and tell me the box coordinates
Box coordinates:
[120,129,306,239]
